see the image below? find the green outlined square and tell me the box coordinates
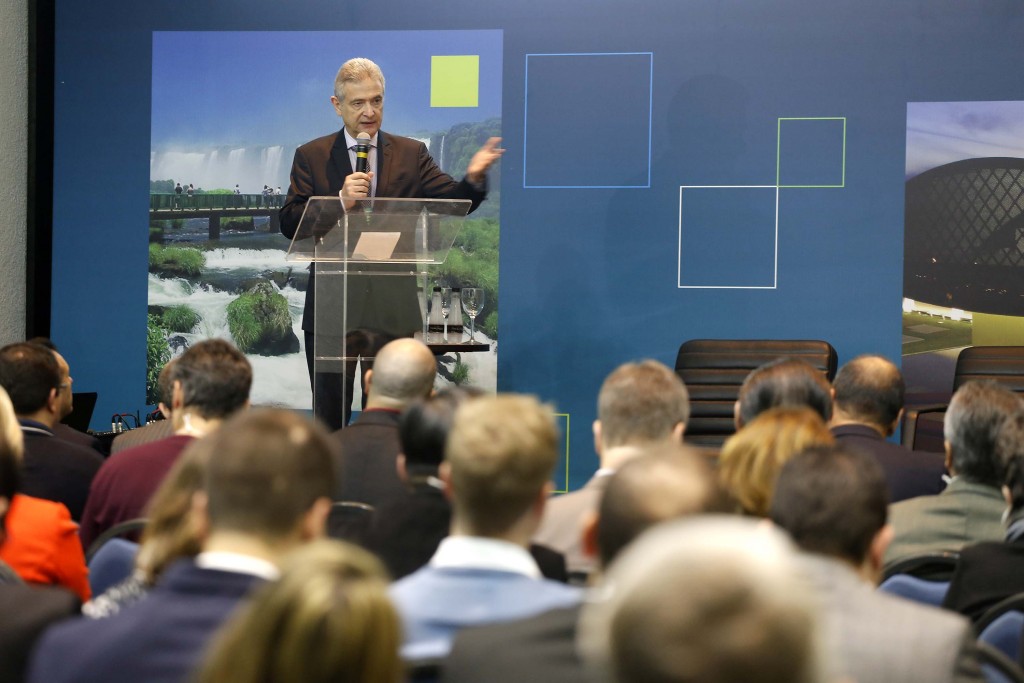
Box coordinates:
[553,413,570,494]
[431,55,479,107]
[776,117,846,188]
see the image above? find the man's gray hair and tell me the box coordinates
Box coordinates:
[334,57,385,102]
[943,381,1023,488]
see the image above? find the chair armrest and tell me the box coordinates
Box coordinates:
[901,403,950,449]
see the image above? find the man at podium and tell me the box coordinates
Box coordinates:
[280,57,503,430]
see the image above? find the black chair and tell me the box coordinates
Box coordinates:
[882,551,959,582]
[674,339,838,447]
[902,346,1024,450]
[406,657,444,683]
[85,518,149,563]
[326,501,375,546]
[976,641,1024,683]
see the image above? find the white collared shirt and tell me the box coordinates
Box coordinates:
[194,551,280,581]
[343,129,379,196]
[429,536,542,579]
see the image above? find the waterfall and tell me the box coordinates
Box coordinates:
[150,145,291,194]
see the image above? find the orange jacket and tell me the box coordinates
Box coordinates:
[0,494,90,601]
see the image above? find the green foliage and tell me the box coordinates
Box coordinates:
[150,179,175,193]
[451,357,471,385]
[146,314,172,405]
[149,244,205,278]
[435,217,500,338]
[161,305,201,333]
[202,188,234,195]
[226,281,292,353]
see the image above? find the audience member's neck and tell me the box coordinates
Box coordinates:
[449,517,535,548]
[364,395,408,412]
[829,407,886,437]
[202,530,294,566]
[599,440,665,470]
[20,409,56,429]
[173,409,222,438]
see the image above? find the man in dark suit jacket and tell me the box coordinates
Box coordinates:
[332,337,436,508]
[830,355,946,502]
[0,342,102,521]
[279,56,503,430]
[26,409,338,683]
[444,443,723,683]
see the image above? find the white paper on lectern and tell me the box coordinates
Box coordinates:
[352,232,402,260]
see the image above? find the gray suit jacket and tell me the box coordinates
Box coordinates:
[533,474,611,575]
[884,478,1006,565]
[801,554,983,683]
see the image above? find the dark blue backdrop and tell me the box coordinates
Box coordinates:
[51,0,1024,488]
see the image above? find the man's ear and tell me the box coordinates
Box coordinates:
[888,407,905,438]
[672,421,686,443]
[172,380,185,411]
[439,461,454,501]
[302,497,333,540]
[396,454,408,482]
[733,400,743,430]
[580,509,600,561]
[592,420,603,456]
[943,440,954,474]
[45,388,61,416]
[364,369,374,397]
[868,524,894,579]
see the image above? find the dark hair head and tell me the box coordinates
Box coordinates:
[0,342,63,415]
[173,339,252,419]
[204,409,337,540]
[770,444,888,564]
[596,443,727,568]
[737,358,832,427]
[832,355,904,429]
[398,387,482,475]
[999,411,1024,511]
[944,381,1023,487]
[598,361,689,448]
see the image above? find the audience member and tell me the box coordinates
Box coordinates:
[108,358,177,456]
[830,354,946,501]
[734,357,832,428]
[26,338,105,456]
[771,444,983,683]
[0,342,103,520]
[885,380,1022,565]
[79,339,251,549]
[444,442,724,683]
[332,338,436,507]
[83,441,208,618]
[578,517,823,683]
[365,388,477,579]
[944,409,1024,622]
[198,539,402,683]
[718,407,833,516]
[389,394,580,659]
[0,386,80,683]
[533,360,688,575]
[27,408,337,683]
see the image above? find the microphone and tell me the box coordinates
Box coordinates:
[355,132,371,173]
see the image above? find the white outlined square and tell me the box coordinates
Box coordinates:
[677,185,779,289]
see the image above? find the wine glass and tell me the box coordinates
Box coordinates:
[439,287,452,342]
[461,288,485,343]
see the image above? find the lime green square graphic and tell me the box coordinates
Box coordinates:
[431,55,479,107]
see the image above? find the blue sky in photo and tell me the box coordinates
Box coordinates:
[151,30,503,151]
[906,100,1024,179]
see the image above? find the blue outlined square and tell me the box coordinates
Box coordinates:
[777,117,846,188]
[678,186,778,288]
[524,52,653,189]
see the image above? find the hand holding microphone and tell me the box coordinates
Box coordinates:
[340,132,374,210]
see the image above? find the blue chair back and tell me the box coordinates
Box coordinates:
[979,611,1024,665]
[87,538,140,596]
[877,574,951,607]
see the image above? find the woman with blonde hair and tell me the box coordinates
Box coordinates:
[718,407,835,517]
[198,539,402,683]
[84,439,209,617]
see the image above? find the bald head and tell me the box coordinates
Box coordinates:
[832,355,904,433]
[366,339,436,410]
[596,443,725,568]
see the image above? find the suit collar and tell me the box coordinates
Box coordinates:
[830,423,885,441]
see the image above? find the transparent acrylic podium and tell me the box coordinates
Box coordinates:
[285,196,474,426]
